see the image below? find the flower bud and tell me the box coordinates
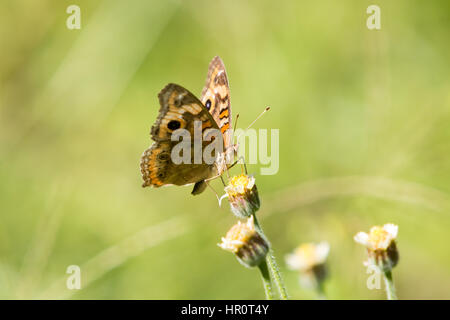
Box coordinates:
[220,174,260,218]
[218,216,269,268]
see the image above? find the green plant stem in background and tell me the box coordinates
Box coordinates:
[252,214,289,300]
[383,270,398,300]
[257,260,274,299]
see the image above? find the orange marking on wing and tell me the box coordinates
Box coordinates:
[220,123,230,133]
[219,109,229,119]
[141,147,167,187]
[202,120,212,130]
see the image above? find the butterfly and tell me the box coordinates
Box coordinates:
[140,56,235,195]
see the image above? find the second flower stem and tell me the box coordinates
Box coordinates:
[257,260,274,299]
[266,250,289,300]
[383,270,398,300]
[252,214,289,300]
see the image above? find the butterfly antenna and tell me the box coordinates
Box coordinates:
[246,106,270,131]
[236,106,270,141]
[233,113,240,134]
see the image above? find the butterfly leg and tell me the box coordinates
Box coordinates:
[205,157,244,184]
[225,165,231,179]
[219,175,226,186]
[237,156,248,174]
[213,162,227,186]
[226,159,239,169]
[204,180,221,202]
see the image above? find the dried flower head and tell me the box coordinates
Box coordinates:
[285,242,330,290]
[220,174,261,218]
[218,216,269,268]
[354,223,399,272]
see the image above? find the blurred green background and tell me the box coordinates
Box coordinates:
[1,0,449,299]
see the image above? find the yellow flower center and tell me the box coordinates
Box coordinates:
[227,174,251,197]
[224,223,254,252]
[230,174,250,189]
[369,226,390,248]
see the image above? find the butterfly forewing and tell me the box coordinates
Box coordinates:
[201,56,233,149]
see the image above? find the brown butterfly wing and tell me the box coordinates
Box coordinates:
[151,83,218,141]
[140,84,219,189]
[141,141,217,188]
[201,56,233,149]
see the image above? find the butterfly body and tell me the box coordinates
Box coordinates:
[140,56,233,194]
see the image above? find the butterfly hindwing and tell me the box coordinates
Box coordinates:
[140,141,218,188]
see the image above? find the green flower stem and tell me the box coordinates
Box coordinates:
[316,280,327,300]
[257,260,274,300]
[383,270,398,300]
[252,213,289,300]
[266,250,289,300]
